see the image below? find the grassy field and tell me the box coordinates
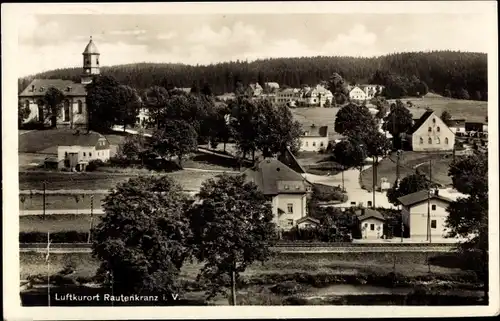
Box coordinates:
[19,170,236,191]
[20,194,107,211]
[20,251,469,281]
[360,151,454,190]
[394,96,488,123]
[20,214,104,233]
[290,96,487,139]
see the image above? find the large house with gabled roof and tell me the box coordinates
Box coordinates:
[243,158,312,230]
[18,37,100,129]
[405,109,455,152]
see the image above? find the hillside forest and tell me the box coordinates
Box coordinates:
[18,51,487,101]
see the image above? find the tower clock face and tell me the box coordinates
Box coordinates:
[86,69,90,73]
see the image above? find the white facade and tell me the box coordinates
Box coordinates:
[402,198,450,241]
[275,88,301,105]
[360,218,384,239]
[300,136,329,152]
[273,193,308,230]
[410,113,456,152]
[57,145,110,163]
[349,87,368,101]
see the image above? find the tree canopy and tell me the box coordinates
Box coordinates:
[151,119,198,168]
[334,103,377,135]
[91,176,193,296]
[387,173,432,205]
[20,51,487,101]
[43,87,65,128]
[383,100,414,149]
[188,174,276,304]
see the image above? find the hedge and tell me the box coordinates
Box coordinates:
[20,231,91,243]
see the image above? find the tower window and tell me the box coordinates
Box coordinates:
[428,137,432,144]
[437,126,440,132]
[85,59,90,65]
[96,58,99,65]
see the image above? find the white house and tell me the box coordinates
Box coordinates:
[275,88,301,106]
[57,131,111,171]
[296,216,321,229]
[243,158,312,231]
[359,84,383,100]
[356,208,385,239]
[299,125,329,152]
[349,86,368,101]
[301,85,334,107]
[398,189,453,241]
[406,110,456,152]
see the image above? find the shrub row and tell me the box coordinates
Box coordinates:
[20,231,92,243]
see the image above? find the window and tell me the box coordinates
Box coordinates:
[287,219,294,226]
[367,201,372,207]
[96,58,99,65]
[77,100,83,114]
[287,203,293,214]
[89,152,92,157]
[85,59,90,65]
[428,137,432,144]
[433,118,436,124]
[428,127,432,132]
[83,152,86,157]
[370,224,375,231]
[351,201,356,206]
[420,137,424,144]
[432,204,436,211]
[364,223,368,228]
[445,137,449,144]
[436,137,441,144]
[305,142,309,147]
[437,126,440,132]
[320,142,324,147]
[431,220,437,229]
[65,152,68,157]
[312,142,316,147]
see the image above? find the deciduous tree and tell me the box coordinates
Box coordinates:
[440,110,453,127]
[142,86,170,129]
[334,103,377,136]
[387,173,431,205]
[86,75,122,132]
[18,100,31,128]
[333,138,367,190]
[92,176,192,296]
[151,120,198,168]
[445,151,488,301]
[43,87,65,128]
[116,85,142,132]
[383,100,413,149]
[189,174,276,305]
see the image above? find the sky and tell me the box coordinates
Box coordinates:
[17,11,492,77]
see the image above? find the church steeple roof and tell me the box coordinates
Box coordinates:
[83,36,99,55]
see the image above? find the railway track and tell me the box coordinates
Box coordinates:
[20,243,455,254]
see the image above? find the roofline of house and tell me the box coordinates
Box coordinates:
[398,195,453,207]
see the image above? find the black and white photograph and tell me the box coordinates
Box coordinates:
[2,1,499,319]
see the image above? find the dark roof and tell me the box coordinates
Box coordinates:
[302,125,328,137]
[355,208,385,222]
[54,130,110,148]
[408,110,434,134]
[243,158,309,195]
[397,190,453,207]
[19,79,87,97]
[83,38,100,54]
[297,216,321,225]
[277,147,307,174]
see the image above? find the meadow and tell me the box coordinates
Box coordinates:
[20,214,104,233]
[19,170,235,192]
[360,151,454,190]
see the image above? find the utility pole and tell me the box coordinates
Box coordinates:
[43,181,47,220]
[426,159,432,243]
[46,231,51,307]
[372,158,376,208]
[396,150,403,243]
[88,195,94,244]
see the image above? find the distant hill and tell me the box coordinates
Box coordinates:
[19,51,487,100]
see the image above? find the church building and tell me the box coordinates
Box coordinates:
[19,37,100,129]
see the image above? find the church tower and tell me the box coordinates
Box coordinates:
[81,36,100,84]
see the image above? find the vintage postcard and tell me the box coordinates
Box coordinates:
[2,1,499,320]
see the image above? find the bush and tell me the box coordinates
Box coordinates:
[20,231,91,243]
[86,159,104,172]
